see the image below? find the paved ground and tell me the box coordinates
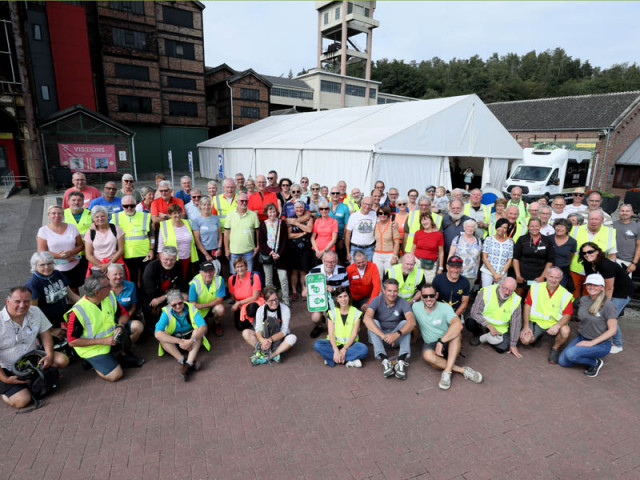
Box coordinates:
[1,193,639,480]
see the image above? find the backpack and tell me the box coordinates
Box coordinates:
[90,223,117,242]
[13,350,60,412]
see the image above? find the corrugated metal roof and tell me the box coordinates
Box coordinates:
[617,135,640,165]
[261,74,314,91]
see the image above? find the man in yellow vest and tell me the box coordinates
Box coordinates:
[188,261,225,337]
[403,197,442,252]
[384,253,426,305]
[488,205,527,242]
[570,210,617,297]
[213,178,238,229]
[519,266,572,364]
[112,195,154,286]
[65,191,93,236]
[343,187,362,214]
[154,289,209,381]
[462,189,491,240]
[507,186,528,222]
[66,273,133,382]
[467,277,523,358]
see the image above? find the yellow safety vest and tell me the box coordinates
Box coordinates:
[343,194,360,213]
[569,225,616,275]
[463,203,491,225]
[64,208,93,236]
[160,220,199,262]
[404,210,443,252]
[158,302,211,356]
[507,200,528,222]
[189,273,223,317]
[488,221,527,243]
[528,282,572,330]
[387,264,425,300]
[481,284,521,334]
[64,293,118,359]
[214,194,237,229]
[112,211,151,259]
[327,306,361,345]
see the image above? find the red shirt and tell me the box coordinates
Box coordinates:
[62,186,102,209]
[346,261,381,303]
[248,191,279,221]
[151,197,185,217]
[525,286,573,315]
[413,230,444,261]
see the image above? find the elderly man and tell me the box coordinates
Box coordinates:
[613,203,640,276]
[507,186,527,222]
[363,278,416,380]
[404,196,441,252]
[462,189,490,239]
[384,253,426,305]
[346,249,381,311]
[62,172,102,209]
[224,193,259,274]
[235,173,246,193]
[520,266,572,364]
[327,185,350,262]
[467,277,522,357]
[0,287,69,409]
[155,289,209,381]
[89,181,122,220]
[550,195,568,222]
[337,180,348,202]
[441,199,472,256]
[116,173,142,203]
[306,250,349,338]
[112,195,154,285]
[539,206,555,235]
[151,181,185,225]
[579,191,613,226]
[344,187,362,213]
[432,256,470,320]
[248,174,280,221]
[184,188,202,220]
[450,188,464,205]
[141,246,188,323]
[64,191,93,237]
[570,209,616,297]
[489,205,527,242]
[383,187,399,212]
[413,284,483,390]
[345,196,376,262]
[189,261,225,337]
[66,273,134,382]
[174,176,193,205]
[526,202,540,223]
[212,178,237,228]
[266,170,280,193]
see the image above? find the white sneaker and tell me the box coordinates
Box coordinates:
[463,366,483,384]
[610,345,623,354]
[346,359,362,368]
[439,371,452,390]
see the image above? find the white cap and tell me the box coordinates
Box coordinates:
[584,273,605,287]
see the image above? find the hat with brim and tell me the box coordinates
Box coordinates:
[572,187,586,195]
[584,273,605,287]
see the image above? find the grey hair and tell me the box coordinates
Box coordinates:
[463,218,478,229]
[158,180,173,190]
[322,249,338,261]
[121,173,134,181]
[140,186,155,197]
[161,246,178,258]
[91,205,108,218]
[291,183,301,191]
[352,249,366,259]
[417,195,431,205]
[540,205,552,214]
[30,251,54,273]
[181,175,191,182]
[318,200,330,209]
[567,213,584,225]
[84,272,108,297]
[294,200,306,208]
[207,180,217,187]
[166,289,183,304]
[547,265,564,277]
[107,263,125,274]
[396,196,408,205]
[199,195,211,205]
[190,188,202,196]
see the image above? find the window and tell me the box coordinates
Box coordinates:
[348,3,353,14]
[241,106,260,118]
[369,88,376,98]
[0,21,17,84]
[115,63,149,81]
[241,88,260,100]
[112,27,146,50]
[167,76,197,90]
[165,39,195,60]
[335,6,340,19]
[345,84,365,97]
[33,24,42,41]
[118,95,152,113]
[613,166,640,189]
[110,1,144,14]
[40,85,50,101]
[162,6,193,28]
[364,7,370,17]
[169,100,198,117]
[271,87,313,100]
[320,80,341,94]
[323,12,329,24]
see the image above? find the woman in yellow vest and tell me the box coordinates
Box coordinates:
[313,286,369,367]
[158,204,198,282]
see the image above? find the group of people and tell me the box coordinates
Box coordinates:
[0,171,635,410]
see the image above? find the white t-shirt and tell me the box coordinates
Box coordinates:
[346,210,377,246]
[37,224,80,271]
[254,303,291,336]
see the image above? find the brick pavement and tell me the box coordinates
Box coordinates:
[1,194,639,479]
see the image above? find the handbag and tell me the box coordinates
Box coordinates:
[259,220,280,265]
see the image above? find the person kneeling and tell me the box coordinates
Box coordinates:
[413,284,483,390]
[242,287,296,365]
[314,286,368,368]
[155,290,209,381]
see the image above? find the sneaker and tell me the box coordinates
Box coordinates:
[214,324,224,337]
[439,370,452,390]
[271,354,281,363]
[609,345,623,354]
[394,360,408,380]
[548,348,560,364]
[250,352,267,366]
[309,324,324,339]
[382,359,394,378]
[584,358,604,377]
[180,362,191,381]
[470,335,481,346]
[463,366,483,383]
[346,359,362,368]
[192,360,202,372]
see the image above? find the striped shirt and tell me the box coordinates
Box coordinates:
[308,264,349,289]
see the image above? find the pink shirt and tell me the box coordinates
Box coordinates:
[37,224,80,271]
[313,217,338,251]
[84,225,124,260]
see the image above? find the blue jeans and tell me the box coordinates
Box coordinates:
[367,319,411,359]
[350,244,375,262]
[313,339,368,366]
[609,296,630,347]
[229,251,254,275]
[558,334,611,368]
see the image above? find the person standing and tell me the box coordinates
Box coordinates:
[174,176,193,205]
[224,193,259,274]
[61,172,101,209]
[345,196,376,262]
[248,175,280,222]
[328,186,350,264]
[463,167,474,191]
[116,173,142,203]
[612,203,640,276]
[89,182,123,221]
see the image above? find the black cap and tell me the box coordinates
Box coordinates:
[447,255,464,267]
[200,261,215,271]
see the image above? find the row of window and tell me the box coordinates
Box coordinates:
[323,3,370,24]
[117,95,199,117]
[109,2,194,29]
[111,28,197,60]
[113,63,198,90]
[216,106,260,119]
[377,97,400,104]
[320,80,376,98]
[271,87,314,100]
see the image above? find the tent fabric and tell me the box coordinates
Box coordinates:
[198,94,522,194]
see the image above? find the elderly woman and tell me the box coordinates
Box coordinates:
[490,198,508,224]
[550,218,577,290]
[192,195,222,262]
[158,203,198,280]
[136,186,155,213]
[25,251,80,333]
[513,217,555,297]
[307,183,322,215]
[567,213,584,231]
[448,219,482,284]
[228,256,264,331]
[311,200,338,261]
[245,178,256,195]
[107,263,144,344]
[37,205,85,290]
[394,198,409,246]
[558,274,618,377]
[258,202,290,304]
[241,287,297,365]
[84,205,126,277]
[480,218,514,287]
[373,205,401,281]
[410,212,443,282]
[286,200,314,300]
[282,184,305,218]
[116,173,142,203]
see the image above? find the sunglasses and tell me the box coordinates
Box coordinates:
[281,183,290,187]
[291,190,301,194]
[237,200,248,203]
[573,193,584,197]
[123,179,133,183]
[311,187,320,191]
[267,176,275,180]
[427,190,435,193]
[191,195,201,199]
[330,192,340,195]
[377,211,387,216]
[105,187,117,191]
[422,293,436,299]
[170,301,184,308]
[397,203,407,206]
[582,249,596,255]
[122,204,136,208]
[319,207,329,211]
[158,189,169,193]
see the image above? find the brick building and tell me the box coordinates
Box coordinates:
[489,92,640,197]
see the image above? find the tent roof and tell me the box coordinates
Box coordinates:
[198,94,522,160]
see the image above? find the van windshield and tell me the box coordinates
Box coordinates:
[511,166,552,181]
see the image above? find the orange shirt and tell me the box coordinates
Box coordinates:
[248,191,279,221]
[346,261,381,302]
[151,197,185,217]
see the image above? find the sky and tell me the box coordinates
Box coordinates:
[202,1,640,77]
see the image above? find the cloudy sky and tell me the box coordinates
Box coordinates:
[202,1,640,77]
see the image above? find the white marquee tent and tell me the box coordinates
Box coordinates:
[198,94,522,195]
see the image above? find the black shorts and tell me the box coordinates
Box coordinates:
[0,369,28,397]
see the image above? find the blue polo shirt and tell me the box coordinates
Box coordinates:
[89,197,122,220]
[329,202,350,239]
[155,307,206,334]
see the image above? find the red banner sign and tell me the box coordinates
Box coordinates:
[58,143,116,172]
